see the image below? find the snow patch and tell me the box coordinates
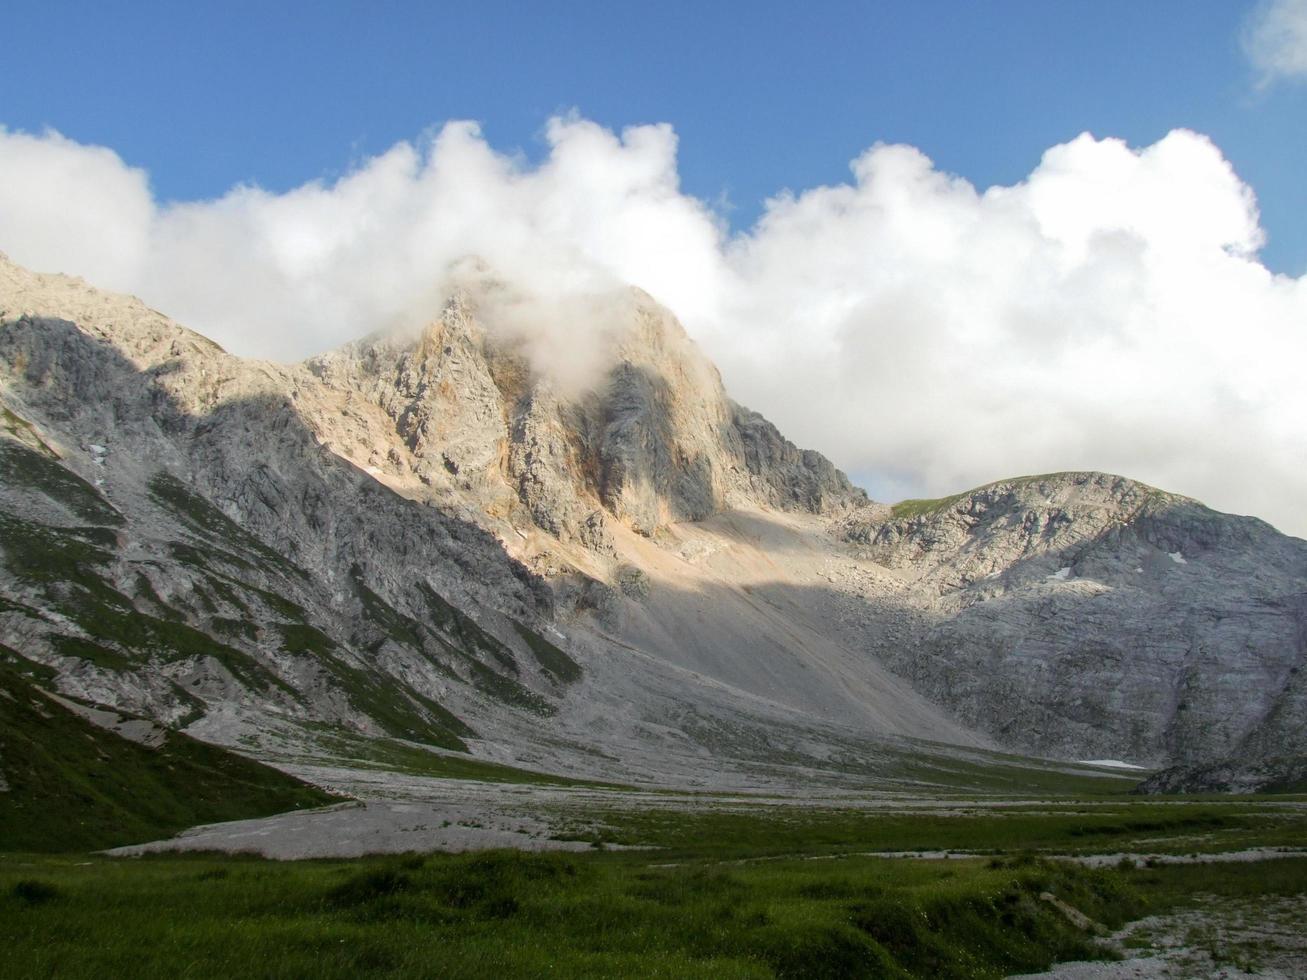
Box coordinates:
[1048,566,1071,580]
[1169,551,1187,564]
[1080,759,1147,770]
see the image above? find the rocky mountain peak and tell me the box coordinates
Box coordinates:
[303,274,866,552]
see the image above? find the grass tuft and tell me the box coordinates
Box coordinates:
[327,868,413,908]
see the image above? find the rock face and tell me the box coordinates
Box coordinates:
[1135,754,1307,795]
[304,283,867,548]
[1,252,1304,778]
[834,473,1307,764]
[0,257,561,755]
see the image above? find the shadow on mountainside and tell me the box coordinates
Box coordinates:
[620,501,1307,768]
[3,312,1305,775]
[0,313,577,749]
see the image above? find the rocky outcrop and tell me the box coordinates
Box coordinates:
[1135,754,1307,795]
[731,404,865,515]
[303,281,866,550]
[834,473,1307,765]
[0,254,896,776]
[0,257,568,753]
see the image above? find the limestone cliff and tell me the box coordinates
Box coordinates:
[833,473,1307,763]
[303,282,867,551]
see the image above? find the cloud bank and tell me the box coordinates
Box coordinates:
[1245,0,1307,85]
[2,118,1306,538]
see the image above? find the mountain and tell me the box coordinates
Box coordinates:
[1,252,1304,789]
[835,475,1307,762]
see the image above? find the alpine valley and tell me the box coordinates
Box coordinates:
[3,250,1304,813]
[6,251,1307,977]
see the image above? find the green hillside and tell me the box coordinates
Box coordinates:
[0,650,334,851]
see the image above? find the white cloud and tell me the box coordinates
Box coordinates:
[1244,0,1307,86]
[2,119,1307,539]
[1,118,725,363]
[711,130,1307,540]
[0,127,154,287]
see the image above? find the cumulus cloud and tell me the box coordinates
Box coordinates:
[1244,0,1307,85]
[713,132,1307,539]
[0,118,724,363]
[0,127,154,287]
[2,118,1306,538]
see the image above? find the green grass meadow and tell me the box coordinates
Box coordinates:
[4,787,1306,978]
[5,846,1305,979]
[0,850,1132,979]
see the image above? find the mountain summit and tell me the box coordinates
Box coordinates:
[1,253,1304,784]
[303,275,866,554]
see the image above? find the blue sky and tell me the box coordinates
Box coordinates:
[4,0,1305,272]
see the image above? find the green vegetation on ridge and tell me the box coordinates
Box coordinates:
[0,406,56,455]
[0,438,123,526]
[0,655,332,851]
[148,471,309,581]
[1,456,481,755]
[349,566,559,715]
[0,513,295,695]
[513,620,583,684]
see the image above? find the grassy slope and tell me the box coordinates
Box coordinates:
[0,656,334,851]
